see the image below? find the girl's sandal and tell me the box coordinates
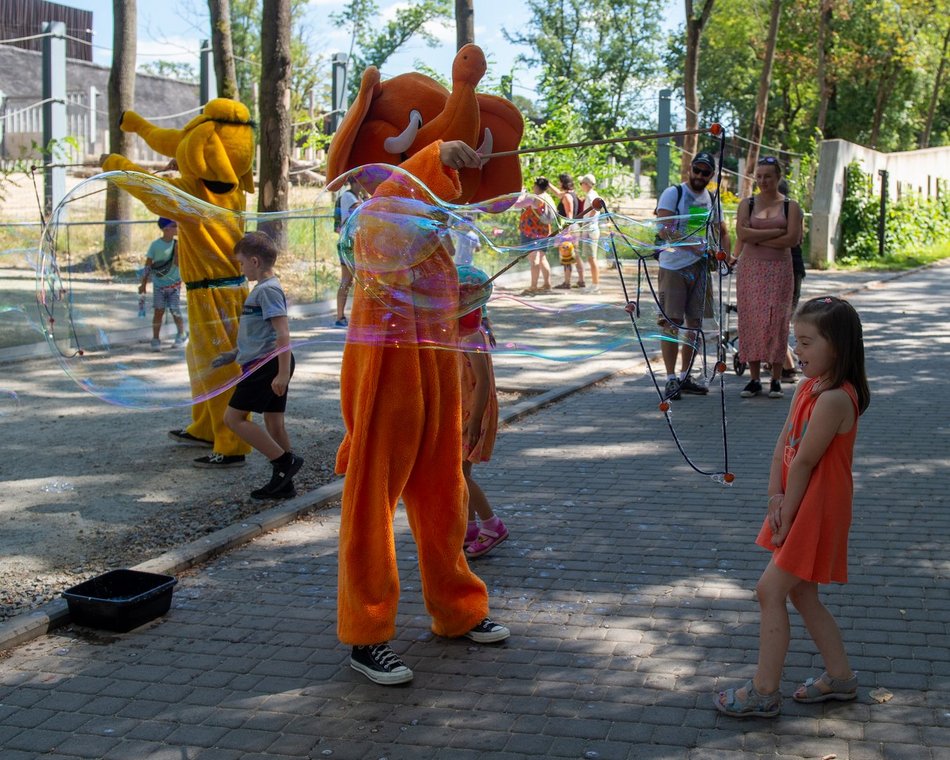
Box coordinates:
[793,672,858,703]
[714,679,782,718]
[466,524,509,558]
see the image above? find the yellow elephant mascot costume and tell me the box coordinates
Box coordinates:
[102,98,254,463]
[325,44,524,685]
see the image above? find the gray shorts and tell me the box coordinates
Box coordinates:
[657,259,707,326]
[153,283,182,316]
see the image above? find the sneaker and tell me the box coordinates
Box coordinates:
[251,480,297,500]
[588,285,601,294]
[781,368,798,383]
[255,453,304,496]
[464,617,510,644]
[150,338,162,351]
[334,318,348,328]
[466,521,509,558]
[679,375,709,395]
[193,453,246,468]
[168,429,213,448]
[350,643,413,685]
[768,380,784,398]
[173,332,188,347]
[664,378,681,401]
[740,380,763,398]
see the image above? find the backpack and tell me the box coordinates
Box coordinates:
[151,240,177,278]
[333,195,343,234]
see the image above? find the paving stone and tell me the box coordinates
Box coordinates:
[2,267,949,758]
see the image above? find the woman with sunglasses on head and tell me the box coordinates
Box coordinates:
[732,156,803,400]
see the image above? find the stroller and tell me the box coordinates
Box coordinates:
[719,266,747,376]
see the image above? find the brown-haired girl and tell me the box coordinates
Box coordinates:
[716,296,870,717]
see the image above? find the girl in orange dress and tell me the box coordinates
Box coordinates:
[459,310,508,558]
[716,296,871,718]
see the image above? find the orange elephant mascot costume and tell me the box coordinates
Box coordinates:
[102,99,254,460]
[326,45,523,677]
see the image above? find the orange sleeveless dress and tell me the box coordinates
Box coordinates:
[755,378,859,584]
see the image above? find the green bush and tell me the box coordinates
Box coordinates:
[839,160,950,265]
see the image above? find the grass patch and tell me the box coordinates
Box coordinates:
[830,240,950,271]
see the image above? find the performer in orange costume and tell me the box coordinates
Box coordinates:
[326,45,524,685]
[102,99,254,466]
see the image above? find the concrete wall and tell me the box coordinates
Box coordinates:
[810,139,950,266]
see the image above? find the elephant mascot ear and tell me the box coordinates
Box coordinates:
[326,67,385,185]
[467,93,524,205]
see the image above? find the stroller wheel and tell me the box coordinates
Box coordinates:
[734,354,747,376]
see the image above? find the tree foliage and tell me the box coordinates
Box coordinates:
[331,0,453,99]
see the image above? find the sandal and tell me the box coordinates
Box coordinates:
[466,523,508,558]
[793,672,858,703]
[714,679,781,718]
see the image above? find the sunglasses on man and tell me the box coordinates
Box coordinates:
[691,165,713,178]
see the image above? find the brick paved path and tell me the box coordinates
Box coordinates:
[1,264,949,759]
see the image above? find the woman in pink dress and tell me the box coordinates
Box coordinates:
[732,157,803,399]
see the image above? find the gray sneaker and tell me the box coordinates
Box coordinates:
[664,378,681,401]
[679,375,709,395]
[150,338,162,351]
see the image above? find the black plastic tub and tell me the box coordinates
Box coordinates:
[63,569,177,632]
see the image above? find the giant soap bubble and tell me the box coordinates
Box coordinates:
[35,163,724,413]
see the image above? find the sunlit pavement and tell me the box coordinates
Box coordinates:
[1,262,948,759]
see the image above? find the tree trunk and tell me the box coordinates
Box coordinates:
[257,0,292,247]
[681,0,716,183]
[208,0,239,99]
[920,21,950,149]
[104,0,136,268]
[869,63,900,149]
[740,0,783,198]
[815,0,833,136]
[455,0,474,50]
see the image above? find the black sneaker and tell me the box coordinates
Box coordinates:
[350,643,414,685]
[781,368,798,383]
[259,453,304,495]
[168,429,213,448]
[740,380,762,398]
[768,380,784,398]
[193,453,246,468]
[463,617,510,644]
[664,378,681,401]
[250,480,297,500]
[679,375,709,395]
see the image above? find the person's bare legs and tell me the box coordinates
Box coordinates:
[789,582,854,690]
[223,406,283,460]
[749,359,762,383]
[152,307,165,340]
[463,461,494,522]
[678,321,700,376]
[537,249,551,289]
[528,250,541,290]
[753,559,801,693]
[588,256,599,287]
[574,259,586,287]
[263,412,292,454]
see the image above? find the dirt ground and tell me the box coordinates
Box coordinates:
[0,335,530,622]
[0,341,348,622]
